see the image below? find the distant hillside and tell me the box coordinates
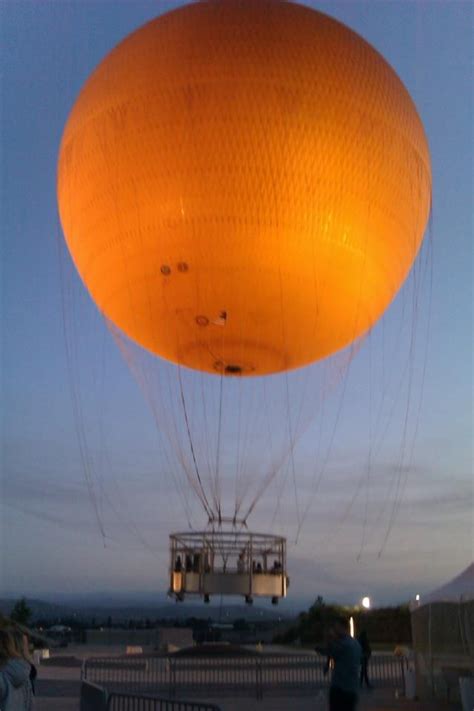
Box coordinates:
[0,597,294,624]
[0,598,74,621]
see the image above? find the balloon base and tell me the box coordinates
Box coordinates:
[168,529,288,602]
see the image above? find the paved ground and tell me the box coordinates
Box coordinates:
[35,663,81,710]
[36,699,78,711]
[35,648,461,711]
[212,693,460,710]
[35,689,461,711]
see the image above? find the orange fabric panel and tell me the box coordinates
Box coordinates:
[57,0,431,376]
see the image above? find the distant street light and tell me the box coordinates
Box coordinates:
[361,596,371,609]
[349,616,355,638]
[415,594,420,602]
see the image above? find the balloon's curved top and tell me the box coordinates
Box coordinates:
[58,0,431,376]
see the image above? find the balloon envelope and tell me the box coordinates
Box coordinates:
[57,0,431,376]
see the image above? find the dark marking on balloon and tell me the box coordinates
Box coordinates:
[225,364,242,375]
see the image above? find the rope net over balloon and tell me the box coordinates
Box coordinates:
[55,208,432,556]
[108,318,359,527]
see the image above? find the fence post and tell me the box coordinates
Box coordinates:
[255,657,263,700]
[169,656,176,699]
[400,657,406,693]
[80,681,108,711]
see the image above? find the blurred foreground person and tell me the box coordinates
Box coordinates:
[10,626,37,695]
[326,617,362,711]
[0,628,34,710]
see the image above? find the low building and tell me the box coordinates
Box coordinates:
[85,626,193,651]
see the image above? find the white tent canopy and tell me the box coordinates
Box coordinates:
[419,563,474,606]
[410,563,473,704]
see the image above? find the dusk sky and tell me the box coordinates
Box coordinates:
[1,0,472,608]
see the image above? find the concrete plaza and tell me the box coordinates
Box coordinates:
[35,654,460,711]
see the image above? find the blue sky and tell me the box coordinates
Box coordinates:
[1,0,472,606]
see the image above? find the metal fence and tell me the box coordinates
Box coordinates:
[83,652,406,700]
[107,692,221,711]
[81,680,108,710]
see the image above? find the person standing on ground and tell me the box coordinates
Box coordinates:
[0,628,34,710]
[357,630,372,689]
[325,616,362,711]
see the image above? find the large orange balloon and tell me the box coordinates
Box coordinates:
[57,0,431,376]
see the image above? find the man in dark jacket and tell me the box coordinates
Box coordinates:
[326,616,362,711]
[357,630,373,688]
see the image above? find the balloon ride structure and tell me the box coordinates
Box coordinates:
[57,0,431,604]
